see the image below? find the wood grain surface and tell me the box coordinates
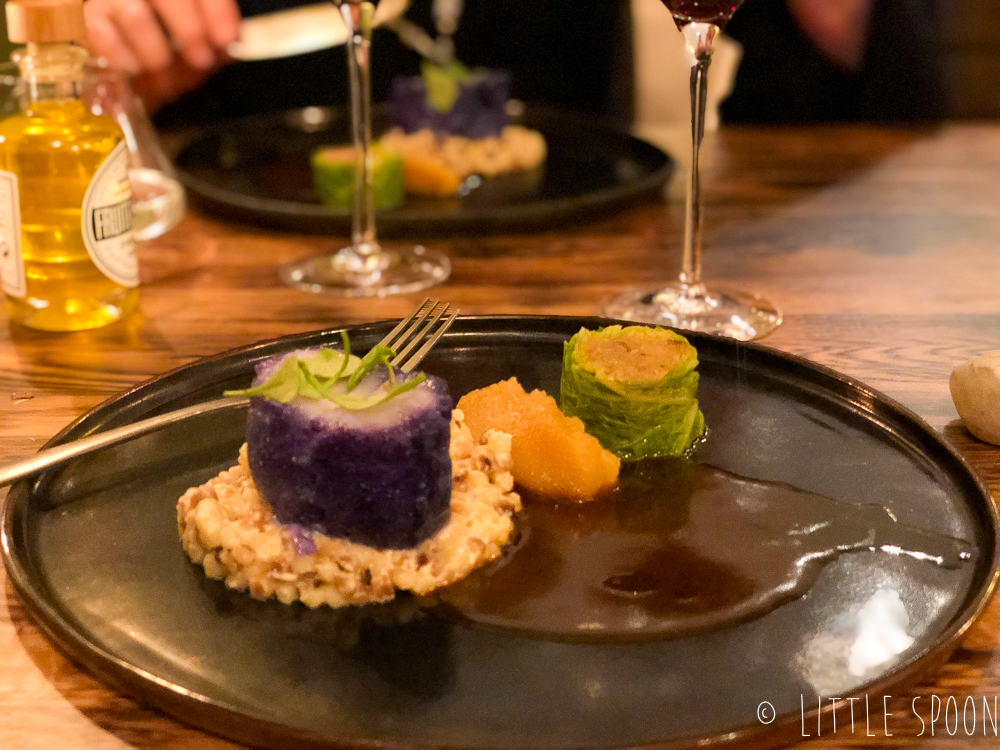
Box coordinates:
[1,124,999,750]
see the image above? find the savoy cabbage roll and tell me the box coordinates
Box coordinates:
[560,326,706,461]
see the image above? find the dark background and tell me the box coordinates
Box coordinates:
[0,0,997,120]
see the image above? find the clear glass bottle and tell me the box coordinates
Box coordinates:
[83,57,186,242]
[0,0,138,331]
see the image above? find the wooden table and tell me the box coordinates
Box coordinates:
[1,124,998,749]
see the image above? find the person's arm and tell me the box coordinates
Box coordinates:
[786,0,873,71]
[84,0,242,109]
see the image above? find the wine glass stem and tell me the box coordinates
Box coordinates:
[680,23,717,296]
[341,2,378,252]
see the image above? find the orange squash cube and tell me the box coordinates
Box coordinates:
[400,152,463,197]
[457,378,620,501]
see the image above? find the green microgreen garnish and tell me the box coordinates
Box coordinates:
[383,371,426,400]
[228,355,303,403]
[334,330,352,380]
[224,335,426,410]
[422,59,471,113]
[326,372,426,410]
[347,343,396,392]
[297,359,333,400]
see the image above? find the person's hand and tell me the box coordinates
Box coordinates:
[84,0,242,109]
[786,0,874,72]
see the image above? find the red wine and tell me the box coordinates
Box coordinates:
[661,0,743,29]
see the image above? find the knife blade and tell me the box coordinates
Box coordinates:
[228,0,409,62]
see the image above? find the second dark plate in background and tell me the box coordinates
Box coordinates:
[173,106,674,236]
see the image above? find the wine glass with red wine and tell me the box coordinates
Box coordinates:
[280,0,450,296]
[603,0,781,340]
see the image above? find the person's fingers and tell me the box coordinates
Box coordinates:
[111,0,173,71]
[83,0,142,74]
[133,60,215,111]
[148,0,216,70]
[787,0,873,71]
[196,0,242,52]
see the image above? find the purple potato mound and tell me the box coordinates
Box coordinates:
[244,356,453,549]
[388,69,510,139]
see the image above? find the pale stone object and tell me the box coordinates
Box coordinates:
[950,351,1000,446]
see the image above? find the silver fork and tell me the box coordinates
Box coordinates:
[0,300,458,488]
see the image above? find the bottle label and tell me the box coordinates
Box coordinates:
[0,169,26,299]
[82,140,138,288]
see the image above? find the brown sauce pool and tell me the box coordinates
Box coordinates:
[437,459,973,641]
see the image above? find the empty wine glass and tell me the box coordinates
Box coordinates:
[82,59,185,241]
[280,0,450,297]
[604,1,781,341]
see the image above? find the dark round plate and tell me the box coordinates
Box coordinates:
[173,107,674,236]
[3,316,997,750]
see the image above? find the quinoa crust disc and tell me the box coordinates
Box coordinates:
[177,410,520,608]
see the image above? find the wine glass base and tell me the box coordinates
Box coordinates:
[280,245,450,297]
[603,285,782,341]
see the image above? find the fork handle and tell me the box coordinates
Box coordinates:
[0,397,250,489]
[1,304,452,491]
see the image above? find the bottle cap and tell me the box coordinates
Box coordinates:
[5,0,87,44]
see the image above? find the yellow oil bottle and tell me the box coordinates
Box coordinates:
[0,0,138,331]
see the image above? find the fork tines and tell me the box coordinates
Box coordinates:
[380,299,458,373]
